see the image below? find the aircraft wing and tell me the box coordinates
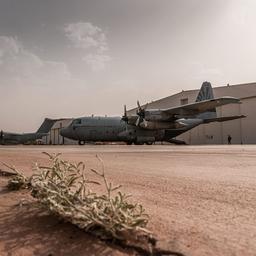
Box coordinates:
[161,97,241,117]
[203,115,246,124]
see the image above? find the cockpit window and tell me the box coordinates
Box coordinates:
[73,119,82,125]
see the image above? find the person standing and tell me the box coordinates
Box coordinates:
[228,135,232,144]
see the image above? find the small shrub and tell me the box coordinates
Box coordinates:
[3,153,185,255]
[2,163,31,190]
[5,152,150,241]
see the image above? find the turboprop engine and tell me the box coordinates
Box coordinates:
[121,102,203,130]
[138,119,188,130]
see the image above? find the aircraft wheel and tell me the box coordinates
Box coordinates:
[146,142,153,145]
[78,140,85,145]
[126,141,133,145]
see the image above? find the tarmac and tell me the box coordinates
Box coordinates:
[0,145,256,256]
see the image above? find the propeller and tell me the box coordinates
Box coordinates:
[136,101,145,118]
[135,101,148,126]
[122,101,148,127]
[135,115,144,126]
[122,105,129,122]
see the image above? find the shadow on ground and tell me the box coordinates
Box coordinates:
[0,177,185,256]
[0,201,131,256]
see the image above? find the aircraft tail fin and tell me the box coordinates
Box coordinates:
[196,81,214,102]
[36,118,57,134]
[196,81,216,119]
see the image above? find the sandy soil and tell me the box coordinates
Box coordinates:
[0,145,256,256]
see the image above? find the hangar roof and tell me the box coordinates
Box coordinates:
[51,118,73,129]
[128,82,256,114]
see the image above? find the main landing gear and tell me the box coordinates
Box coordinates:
[78,140,85,145]
[126,141,154,145]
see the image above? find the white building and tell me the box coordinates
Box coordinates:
[45,82,256,145]
[42,118,76,145]
[133,82,256,144]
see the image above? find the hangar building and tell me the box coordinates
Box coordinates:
[42,118,75,145]
[45,82,256,145]
[133,82,256,145]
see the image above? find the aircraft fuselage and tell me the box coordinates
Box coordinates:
[60,116,201,144]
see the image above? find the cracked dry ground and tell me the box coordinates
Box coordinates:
[0,145,256,256]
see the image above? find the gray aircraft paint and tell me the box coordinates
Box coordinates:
[60,116,164,144]
[60,82,245,145]
[60,115,211,144]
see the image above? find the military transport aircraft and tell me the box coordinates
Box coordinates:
[0,118,58,145]
[60,82,245,145]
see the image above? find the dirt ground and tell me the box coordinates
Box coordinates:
[0,145,256,256]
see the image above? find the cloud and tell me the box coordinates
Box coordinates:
[64,22,111,71]
[83,54,111,71]
[64,22,108,51]
[0,36,71,86]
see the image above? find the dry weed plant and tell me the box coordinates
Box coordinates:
[4,152,150,241]
[3,153,186,256]
[3,163,31,190]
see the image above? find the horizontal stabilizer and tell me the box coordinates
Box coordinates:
[203,115,246,124]
[168,138,187,145]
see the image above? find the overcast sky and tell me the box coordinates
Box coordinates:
[1,0,256,132]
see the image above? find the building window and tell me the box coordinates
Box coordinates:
[180,98,188,105]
